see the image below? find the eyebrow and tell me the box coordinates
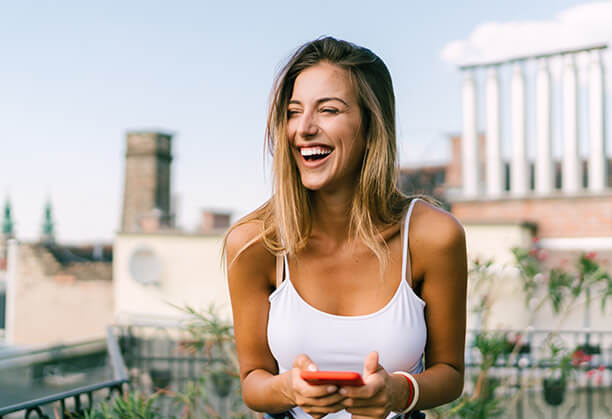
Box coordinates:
[289,97,349,106]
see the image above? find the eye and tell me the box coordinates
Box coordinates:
[287,108,301,118]
[321,108,339,114]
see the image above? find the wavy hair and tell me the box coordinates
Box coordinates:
[225,36,420,273]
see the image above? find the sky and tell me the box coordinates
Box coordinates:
[1,0,611,243]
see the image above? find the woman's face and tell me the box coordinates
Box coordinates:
[287,62,365,193]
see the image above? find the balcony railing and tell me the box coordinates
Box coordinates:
[0,327,128,418]
[116,325,612,419]
[1,325,610,418]
[462,328,612,419]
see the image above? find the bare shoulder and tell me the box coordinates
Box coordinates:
[225,219,265,261]
[410,199,465,251]
[225,219,275,280]
[409,199,466,280]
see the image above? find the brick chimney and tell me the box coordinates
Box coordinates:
[120,131,173,233]
[199,210,231,234]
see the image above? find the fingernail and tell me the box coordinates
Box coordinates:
[308,364,317,371]
[327,385,337,393]
[339,388,347,396]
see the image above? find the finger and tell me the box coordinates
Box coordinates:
[296,380,339,398]
[293,353,318,371]
[301,401,346,416]
[339,376,383,399]
[300,391,346,406]
[341,393,385,408]
[362,351,380,381]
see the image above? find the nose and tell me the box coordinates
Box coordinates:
[297,110,319,138]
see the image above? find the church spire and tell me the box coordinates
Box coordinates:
[41,198,55,243]
[2,198,14,237]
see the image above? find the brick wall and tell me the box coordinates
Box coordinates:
[452,194,612,238]
[9,244,114,345]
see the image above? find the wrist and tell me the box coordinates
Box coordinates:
[280,369,297,407]
[391,371,419,413]
[390,373,410,412]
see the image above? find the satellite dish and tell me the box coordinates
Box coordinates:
[128,247,161,285]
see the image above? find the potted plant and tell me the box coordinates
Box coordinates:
[149,367,172,390]
[541,341,573,406]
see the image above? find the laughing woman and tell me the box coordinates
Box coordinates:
[224,37,467,419]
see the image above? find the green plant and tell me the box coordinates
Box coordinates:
[542,340,573,383]
[81,391,161,419]
[512,246,612,317]
[170,304,253,419]
[512,246,541,304]
[578,252,612,312]
[429,375,504,419]
[473,332,507,371]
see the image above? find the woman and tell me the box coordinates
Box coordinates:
[225,37,467,418]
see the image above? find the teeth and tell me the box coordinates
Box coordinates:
[300,146,332,157]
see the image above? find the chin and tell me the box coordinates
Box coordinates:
[298,173,328,191]
[301,182,324,191]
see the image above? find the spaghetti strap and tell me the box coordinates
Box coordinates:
[401,198,420,286]
[283,253,290,281]
[275,255,284,288]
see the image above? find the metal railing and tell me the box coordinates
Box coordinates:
[0,327,128,419]
[462,328,612,419]
[114,322,246,418]
[5,324,608,418]
[115,324,612,419]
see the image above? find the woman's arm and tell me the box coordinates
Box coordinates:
[410,201,468,408]
[339,202,467,417]
[226,222,346,416]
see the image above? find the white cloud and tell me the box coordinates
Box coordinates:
[441,2,612,67]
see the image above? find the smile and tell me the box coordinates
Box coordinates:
[299,146,333,162]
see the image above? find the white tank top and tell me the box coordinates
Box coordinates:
[267,199,427,419]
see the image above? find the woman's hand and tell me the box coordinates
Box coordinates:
[285,354,347,419]
[339,351,406,419]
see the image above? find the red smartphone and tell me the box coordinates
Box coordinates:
[300,370,365,386]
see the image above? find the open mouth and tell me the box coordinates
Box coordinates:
[300,146,333,162]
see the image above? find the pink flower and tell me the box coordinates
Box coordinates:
[572,349,592,366]
[536,250,548,261]
[587,366,605,386]
[585,251,597,261]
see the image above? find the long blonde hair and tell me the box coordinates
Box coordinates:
[225,37,419,272]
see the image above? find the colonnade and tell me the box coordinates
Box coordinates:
[461,45,608,198]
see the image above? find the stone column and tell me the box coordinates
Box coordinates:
[563,54,581,193]
[589,49,607,192]
[535,58,554,194]
[511,62,528,196]
[486,67,503,196]
[462,70,479,197]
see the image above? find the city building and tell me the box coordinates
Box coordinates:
[449,44,611,330]
[113,131,233,326]
[1,201,114,346]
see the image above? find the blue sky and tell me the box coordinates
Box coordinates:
[1,0,607,242]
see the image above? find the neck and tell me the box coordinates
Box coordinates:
[310,186,356,243]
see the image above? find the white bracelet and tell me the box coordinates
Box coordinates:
[392,371,420,414]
